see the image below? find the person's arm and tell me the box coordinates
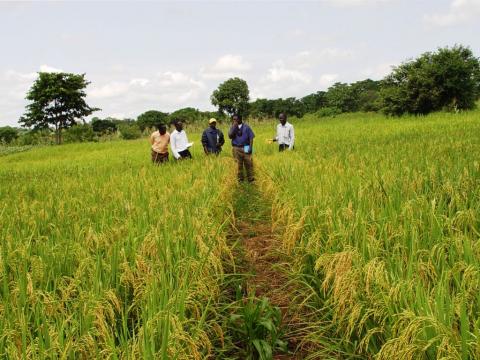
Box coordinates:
[228,125,236,139]
[149,133,155,145]
[170,133,180,159]
[218,130,225,147]
[272,125,278,142]
[288,125,295,150]
[201,130,208,154]
[249,127,254,153]
[228,118,238,139]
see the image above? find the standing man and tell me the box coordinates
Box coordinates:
[272,113,295,151]
[202,118,225,155]
[228,114,255,182]
[150,123,170,164]
[170,120,193,160]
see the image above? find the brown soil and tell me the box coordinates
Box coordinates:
[233,218,308,359]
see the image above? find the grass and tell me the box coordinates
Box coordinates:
[1,109,479,358]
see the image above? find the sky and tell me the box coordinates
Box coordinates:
[1,0,479,127]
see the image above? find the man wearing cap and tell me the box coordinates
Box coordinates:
[272,113,295,152]
[202,118,225,155]
[150,123,170,164]
[228,114,255,182]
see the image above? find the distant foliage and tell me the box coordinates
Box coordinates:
[118,123,141,140]
[64,124,95,143]
[211,77,250,117]
[137,110,168,131]
[0,127,19,144]
[17,129,54,146]
[315,107,343,118]
[381,45,480,116]
[91,117,117,134]
[19,72,100,144]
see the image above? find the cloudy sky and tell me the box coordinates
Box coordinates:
[1,0,479,126]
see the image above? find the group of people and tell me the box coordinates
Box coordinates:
[149,113,295,182]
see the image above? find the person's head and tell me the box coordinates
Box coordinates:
[173,120,183,132]
[157,123,167,135]
[279,113,287,125]
[232,114,242,125]
[209,118,217,128]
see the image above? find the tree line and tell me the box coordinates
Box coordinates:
[1,44,479,145]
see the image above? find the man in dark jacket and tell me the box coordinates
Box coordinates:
[202,118,225,155]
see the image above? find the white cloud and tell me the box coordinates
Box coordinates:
[424,0,480,26]
[130,78,150,87]
[200,54,251,80]
[293,48,354,69]
[88,82,130,99]
[157,71,204,88]
[39,64,63,73]
[319,74,339,87]
[85,70,207,119]
[5,70,36,82]
[361,62,396,79]
[265,60,311,83]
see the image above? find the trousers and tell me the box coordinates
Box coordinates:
[232,147,254,182]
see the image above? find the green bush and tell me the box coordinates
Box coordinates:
[64,124,95,143]
[17,129,54,146]
[91,118,117,134]
[0,127,19,144]
[119,123,141,140]
[315,107,342,118]
[381,45,480,116]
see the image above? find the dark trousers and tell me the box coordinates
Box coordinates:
[232,147,254,182]
[178,149,192,159]
[151,150,169,164]
[279,144,293,152]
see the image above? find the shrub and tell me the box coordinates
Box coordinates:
[119,123,141,140]
[315,107,342,118]
[17,129,54,145]
[64,124,95,143]
[0,127,19,144]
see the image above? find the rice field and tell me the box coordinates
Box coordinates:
[1,109,479,359]
[254,110,480,359]
[0,141,236,358]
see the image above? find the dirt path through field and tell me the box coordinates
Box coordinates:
[230,183,307,359]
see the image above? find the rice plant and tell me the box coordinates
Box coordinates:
[254,110,480,359]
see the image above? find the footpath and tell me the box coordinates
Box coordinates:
[225,183,308,359]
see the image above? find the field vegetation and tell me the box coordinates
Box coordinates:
[1,108,479,359]
[254,110,480,359]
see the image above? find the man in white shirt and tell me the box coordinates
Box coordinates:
[170,120,192,160]
[272,113,295,151]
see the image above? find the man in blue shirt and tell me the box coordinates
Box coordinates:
[228,114,255,182]
[202,118,225,155]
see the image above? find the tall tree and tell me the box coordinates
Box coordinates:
[20,72,99,144]
[381,45,480,116]
[211,77,250,117]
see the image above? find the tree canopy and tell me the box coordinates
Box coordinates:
[19,72,99,144]
[381,45,480,116]
[211,77,250,117]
